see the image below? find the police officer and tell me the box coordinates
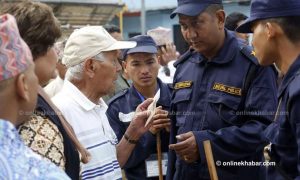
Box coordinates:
[236,0,300,179]
[107,35,171,180]
[167,0,278,179]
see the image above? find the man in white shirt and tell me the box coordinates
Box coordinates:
[52,26,157,180]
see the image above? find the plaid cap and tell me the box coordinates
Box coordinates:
[147,27,173,46]
[0,14,33,82]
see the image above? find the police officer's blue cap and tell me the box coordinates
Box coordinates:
[170,0,222,19]
[122,35,157,60]
[236,0,300,33]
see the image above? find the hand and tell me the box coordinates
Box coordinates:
[149,106,170,134]
[126,98,153,139]
[169,132,199,163]
[160,43,177,66]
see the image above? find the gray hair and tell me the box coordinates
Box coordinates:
[65,52,107,81]
[65,61,85,81]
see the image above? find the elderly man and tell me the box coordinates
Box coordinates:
[237,0,300,179]
[52,26,157,180]
[102,24,131,103]
[167,0,278,179]
[0,14,69,179]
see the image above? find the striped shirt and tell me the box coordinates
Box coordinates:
[52,80,122,180]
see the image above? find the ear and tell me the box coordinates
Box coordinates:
[84,59,96,78]
[16,73,30,101]
[157,53,163,64]
[265,22,280,40]
[122,60,128,74]
[215,10,225,30]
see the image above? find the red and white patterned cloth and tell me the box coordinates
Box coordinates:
[0,14,33,81]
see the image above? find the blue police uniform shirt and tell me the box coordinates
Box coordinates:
[167,30,278,180]
[106,78,172,180]
[264,55,300,180]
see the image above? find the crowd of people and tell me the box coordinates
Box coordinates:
[0,0,300,179]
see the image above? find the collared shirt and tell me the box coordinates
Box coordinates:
[167,30,278,180]
[0,119,70,180]
[264,55,300,180]
[106,78,171,180]
[52,80,121,180]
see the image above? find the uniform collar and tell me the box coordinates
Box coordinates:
[128,85,143,109]
[193,30,237,65]
[63,80,105,111]
[129,78,171,108]
[278,55,300,98]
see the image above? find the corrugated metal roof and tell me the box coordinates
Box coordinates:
[123,0,250,12]
[1,0,124,35]
[40,0,121,4]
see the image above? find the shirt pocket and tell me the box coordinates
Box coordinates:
[172,88,193,127]
[207,93,242,126]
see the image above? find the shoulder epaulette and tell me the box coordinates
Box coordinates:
[288,70,300,98]
[107,88,129,106]
[239,45,258,65]
[174,48,195,67]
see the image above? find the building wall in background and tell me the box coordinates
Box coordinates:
[110,2,250,54]
[111,2,250,39]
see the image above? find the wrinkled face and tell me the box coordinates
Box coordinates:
[179,10,224,55]
[251,21,275,66]
[124,53,159,89]
[34,47,58,86]
[92,50,121,95]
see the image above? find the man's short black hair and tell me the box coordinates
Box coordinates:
[103,24,121,34]
[225,12,248,31]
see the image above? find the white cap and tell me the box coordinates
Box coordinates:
[147,26,173,46]
[63,26,136,68]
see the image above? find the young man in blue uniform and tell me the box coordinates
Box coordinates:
[107,35,172,180]
[237,0,300,179]
[167,0,278,179]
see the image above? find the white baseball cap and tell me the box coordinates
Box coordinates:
[63,26,136,68]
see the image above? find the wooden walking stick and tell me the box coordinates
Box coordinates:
[156,131,163,180]
[203,140,218,180]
